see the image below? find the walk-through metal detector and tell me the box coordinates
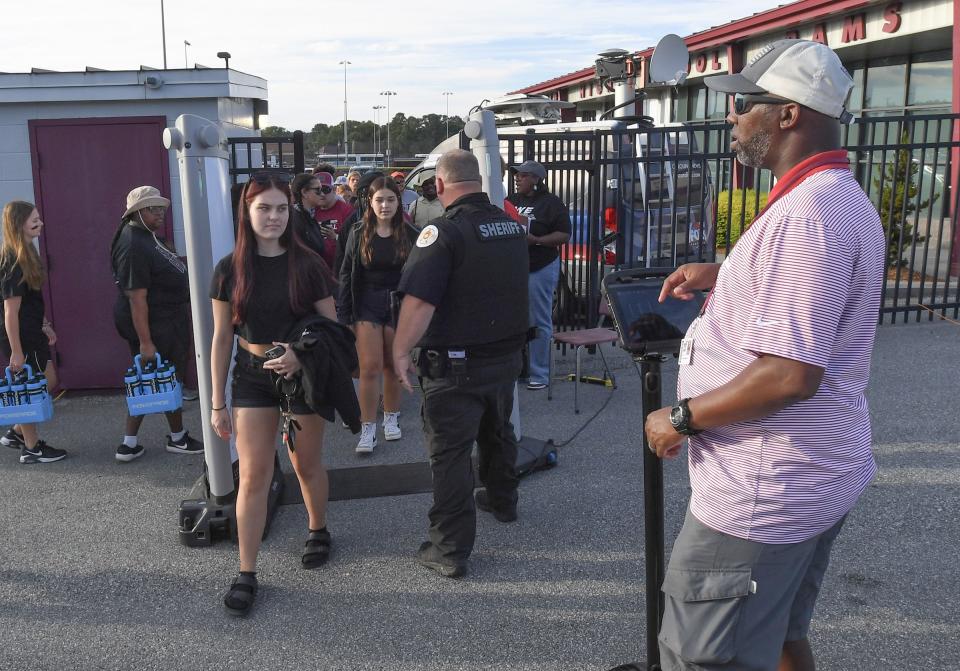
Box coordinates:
[601,267,705,671]
[163,115,284,546]
[466,110,558,475]
[166,111,551,547]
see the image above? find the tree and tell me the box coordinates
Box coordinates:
[276,113,468,163]
[873,129,936,268]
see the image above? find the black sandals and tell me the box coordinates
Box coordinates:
[223,573,258,617]
[301,529,332,569]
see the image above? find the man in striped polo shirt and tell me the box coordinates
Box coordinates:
[644,40,885,671]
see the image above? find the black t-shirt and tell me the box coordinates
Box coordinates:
[209,251,332,344]
[358,234,404,290]
[111,223,190,314]
[508,190,571,271]
[0,252,45,348]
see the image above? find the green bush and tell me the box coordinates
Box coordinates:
[715,188,768,250]
[873,130,934,268]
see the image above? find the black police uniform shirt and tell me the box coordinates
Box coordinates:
[397,192,529,353]
[111,223,190,317]
[0,252,45,350]
[507,189,572,272]
[209,251,332,345]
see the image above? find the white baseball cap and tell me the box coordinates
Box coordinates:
[705,40,854,122]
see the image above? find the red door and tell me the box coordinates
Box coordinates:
[29,117,172,389]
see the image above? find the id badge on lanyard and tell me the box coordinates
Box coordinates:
[679,288,712,366]
[679,318,699,366]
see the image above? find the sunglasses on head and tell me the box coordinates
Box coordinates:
[248,171,292,186]
[309,185,334,195]
[733,93,792,115]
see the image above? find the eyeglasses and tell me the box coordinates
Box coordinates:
[144,206,167,215]
[733,93,791,115]
[309,185,334,195]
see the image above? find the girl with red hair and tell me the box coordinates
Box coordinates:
[209,173,336,617]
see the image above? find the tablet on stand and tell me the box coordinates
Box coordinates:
[602,268,705,671]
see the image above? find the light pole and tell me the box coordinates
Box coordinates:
[340,60,351,165]
[160,0,168,68]
[183,40,191,68]
[372,105,385,164]
[380,91,397,166]
[442,91,453,138]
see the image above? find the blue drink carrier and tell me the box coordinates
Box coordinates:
[125,353,183,417]
[0,364,54,424]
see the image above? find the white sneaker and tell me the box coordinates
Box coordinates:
[356,422,377,454]
[383,412,402,441]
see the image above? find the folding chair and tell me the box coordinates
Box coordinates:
[547,300,618,414]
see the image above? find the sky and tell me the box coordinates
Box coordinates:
[2,0,778,130]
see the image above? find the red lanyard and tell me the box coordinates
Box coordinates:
[699,150,850,317]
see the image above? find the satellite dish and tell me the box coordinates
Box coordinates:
[649,34,689,86]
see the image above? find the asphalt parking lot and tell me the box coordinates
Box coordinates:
[0,320,957,671]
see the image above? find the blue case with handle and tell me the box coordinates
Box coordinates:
[125,353,183,416]
[0,364,54,424]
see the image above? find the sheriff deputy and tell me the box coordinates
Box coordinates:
[393,149,529,579]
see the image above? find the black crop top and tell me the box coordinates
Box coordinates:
[358,233,404,290]
[209,251,332,344]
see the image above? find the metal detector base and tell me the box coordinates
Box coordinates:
[177,454,285,547]
[564,373,615,387]
[177,496,236,547]
[515,436,559,478]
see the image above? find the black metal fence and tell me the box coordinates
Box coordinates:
[504,113,959,330]
[227,131,304,184]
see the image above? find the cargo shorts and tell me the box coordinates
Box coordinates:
[658,507,846,671]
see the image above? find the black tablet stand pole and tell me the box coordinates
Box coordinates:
[638,352,666,671]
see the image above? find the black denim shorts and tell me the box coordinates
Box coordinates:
[231,348,317,416]
[354,287,394,327]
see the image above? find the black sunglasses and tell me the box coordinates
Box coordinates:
[309,185,333,195]
[733,93,792,115]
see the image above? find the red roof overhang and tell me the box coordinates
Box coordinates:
[513,0,877,94]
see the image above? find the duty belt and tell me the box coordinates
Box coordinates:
[416,348,518,380]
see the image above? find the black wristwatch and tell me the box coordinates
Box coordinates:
[669,398,702,436]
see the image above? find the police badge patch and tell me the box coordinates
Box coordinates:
[417,224,439,248]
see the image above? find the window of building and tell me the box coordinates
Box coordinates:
[671,83,727,122]
[848,67,864,112]
[907,52,952,107]
[864,58,907,109]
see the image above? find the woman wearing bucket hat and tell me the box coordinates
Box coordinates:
[109,186,202,462]
[0,201,66,464]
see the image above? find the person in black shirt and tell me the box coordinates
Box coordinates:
[333,170,383,279]
[110,186,202,462]
[289,173,326,259]
[0,201,66,464]
[507,160,571,390]
[393,150,529,578]
[209,173,337,617]
[338,176,418,453]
